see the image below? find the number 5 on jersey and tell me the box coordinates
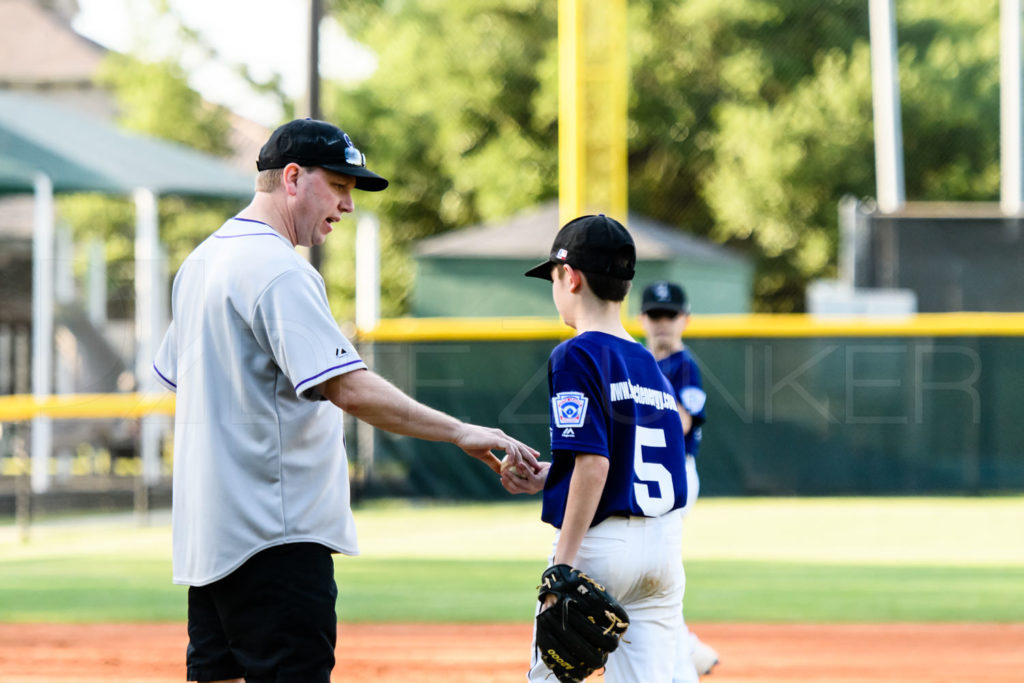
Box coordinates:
[633,426,675,516]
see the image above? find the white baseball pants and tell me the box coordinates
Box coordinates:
[673,454,701,683]
[528,509,685,683]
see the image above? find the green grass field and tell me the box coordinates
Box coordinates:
[1,497,1022,623]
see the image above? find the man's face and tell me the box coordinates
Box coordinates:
[292,166,356,247]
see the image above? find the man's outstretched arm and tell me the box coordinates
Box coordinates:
[318,369,539,474]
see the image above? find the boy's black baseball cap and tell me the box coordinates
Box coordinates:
[524,214,636,281]
[642,281,689,314]
[257,118,389,191]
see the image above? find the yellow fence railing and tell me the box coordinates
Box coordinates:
[359,312,1024,342]
[0,393,175,422]
[4,313,1024,421]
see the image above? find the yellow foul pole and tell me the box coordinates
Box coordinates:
[558,0,629,228]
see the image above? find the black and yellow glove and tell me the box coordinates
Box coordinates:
[534,564,630,682]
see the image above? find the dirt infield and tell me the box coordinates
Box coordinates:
[0,622,1022,682]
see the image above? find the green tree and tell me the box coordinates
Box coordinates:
[328,0,1002,313]
[702,0,999,309]
[324,0,558,319]
[95,54,233,156]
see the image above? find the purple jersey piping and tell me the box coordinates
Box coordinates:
[153,363,176,388]
[295,359,364,392]
[213,217,281,239]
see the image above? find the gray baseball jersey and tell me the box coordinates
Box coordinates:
[154,217,366,586]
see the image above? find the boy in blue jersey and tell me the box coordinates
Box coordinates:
[640,281,706,511]
[640,281,719,680]
[507,214,690,682]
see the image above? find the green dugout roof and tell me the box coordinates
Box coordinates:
[0,153,38,191]
[0,90,253,197]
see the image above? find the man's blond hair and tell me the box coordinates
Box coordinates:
[255,168,284,193]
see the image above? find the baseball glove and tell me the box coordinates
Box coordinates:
[534,564,630,682]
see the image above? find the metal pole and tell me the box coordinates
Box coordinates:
[868,0,906,214]
[1002,0,1023,214]
[308,0,324,272]
[87,239,107,328]
[838,195,860,287]
[355,214,380,334]
[133,188,161,522]
[133,188,158,393]
[30,172,54,494]
[354,213,380,483]
[15,428,31,542]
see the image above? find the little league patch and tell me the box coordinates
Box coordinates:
[552,391,588,428]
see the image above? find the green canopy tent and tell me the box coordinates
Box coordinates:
[0,90,254,197]
[0,154,42,192]
[0,90,255,493]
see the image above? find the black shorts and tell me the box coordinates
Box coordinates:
[186,542,337,683]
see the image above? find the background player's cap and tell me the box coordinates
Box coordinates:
[524,214,636,281]
[641,281,689,314]
[257,118,389,192]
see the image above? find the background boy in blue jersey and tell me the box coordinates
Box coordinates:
[507,214,691,682]
[640,281,719,680]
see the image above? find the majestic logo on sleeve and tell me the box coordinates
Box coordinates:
[552,392,589,434]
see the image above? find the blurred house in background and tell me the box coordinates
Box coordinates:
[0,0,267,396]
[411,200,753,317]
[0,0,110,115]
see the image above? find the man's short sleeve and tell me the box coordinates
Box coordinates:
[153,320,178,392]
[251,269,366,400]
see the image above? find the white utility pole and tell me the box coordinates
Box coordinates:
[869,0,907,213]
[30,173,54,493]
[133,188,164,487]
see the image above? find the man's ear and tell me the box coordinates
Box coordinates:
[283,163,302,196]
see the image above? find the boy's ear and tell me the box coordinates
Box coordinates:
[563,265,584,293]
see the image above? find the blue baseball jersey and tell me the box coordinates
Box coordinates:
[657,348,707,457]
[541,332,688,529]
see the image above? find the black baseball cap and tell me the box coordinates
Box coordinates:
[524,214,636,281]
[641,281,689,314]
[257,118,389,192]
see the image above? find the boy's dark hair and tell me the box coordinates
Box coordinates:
[556,261,633,302]
[585,271,632,301]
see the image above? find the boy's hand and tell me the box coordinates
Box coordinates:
[500,457,549,494]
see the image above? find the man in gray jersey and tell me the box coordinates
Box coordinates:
[154,118,539,683]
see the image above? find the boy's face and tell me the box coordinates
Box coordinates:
[640,309,689,347]
[551,264,576,326]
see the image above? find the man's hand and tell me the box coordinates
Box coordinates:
[501,458,550,495]
[453,423,540,475]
